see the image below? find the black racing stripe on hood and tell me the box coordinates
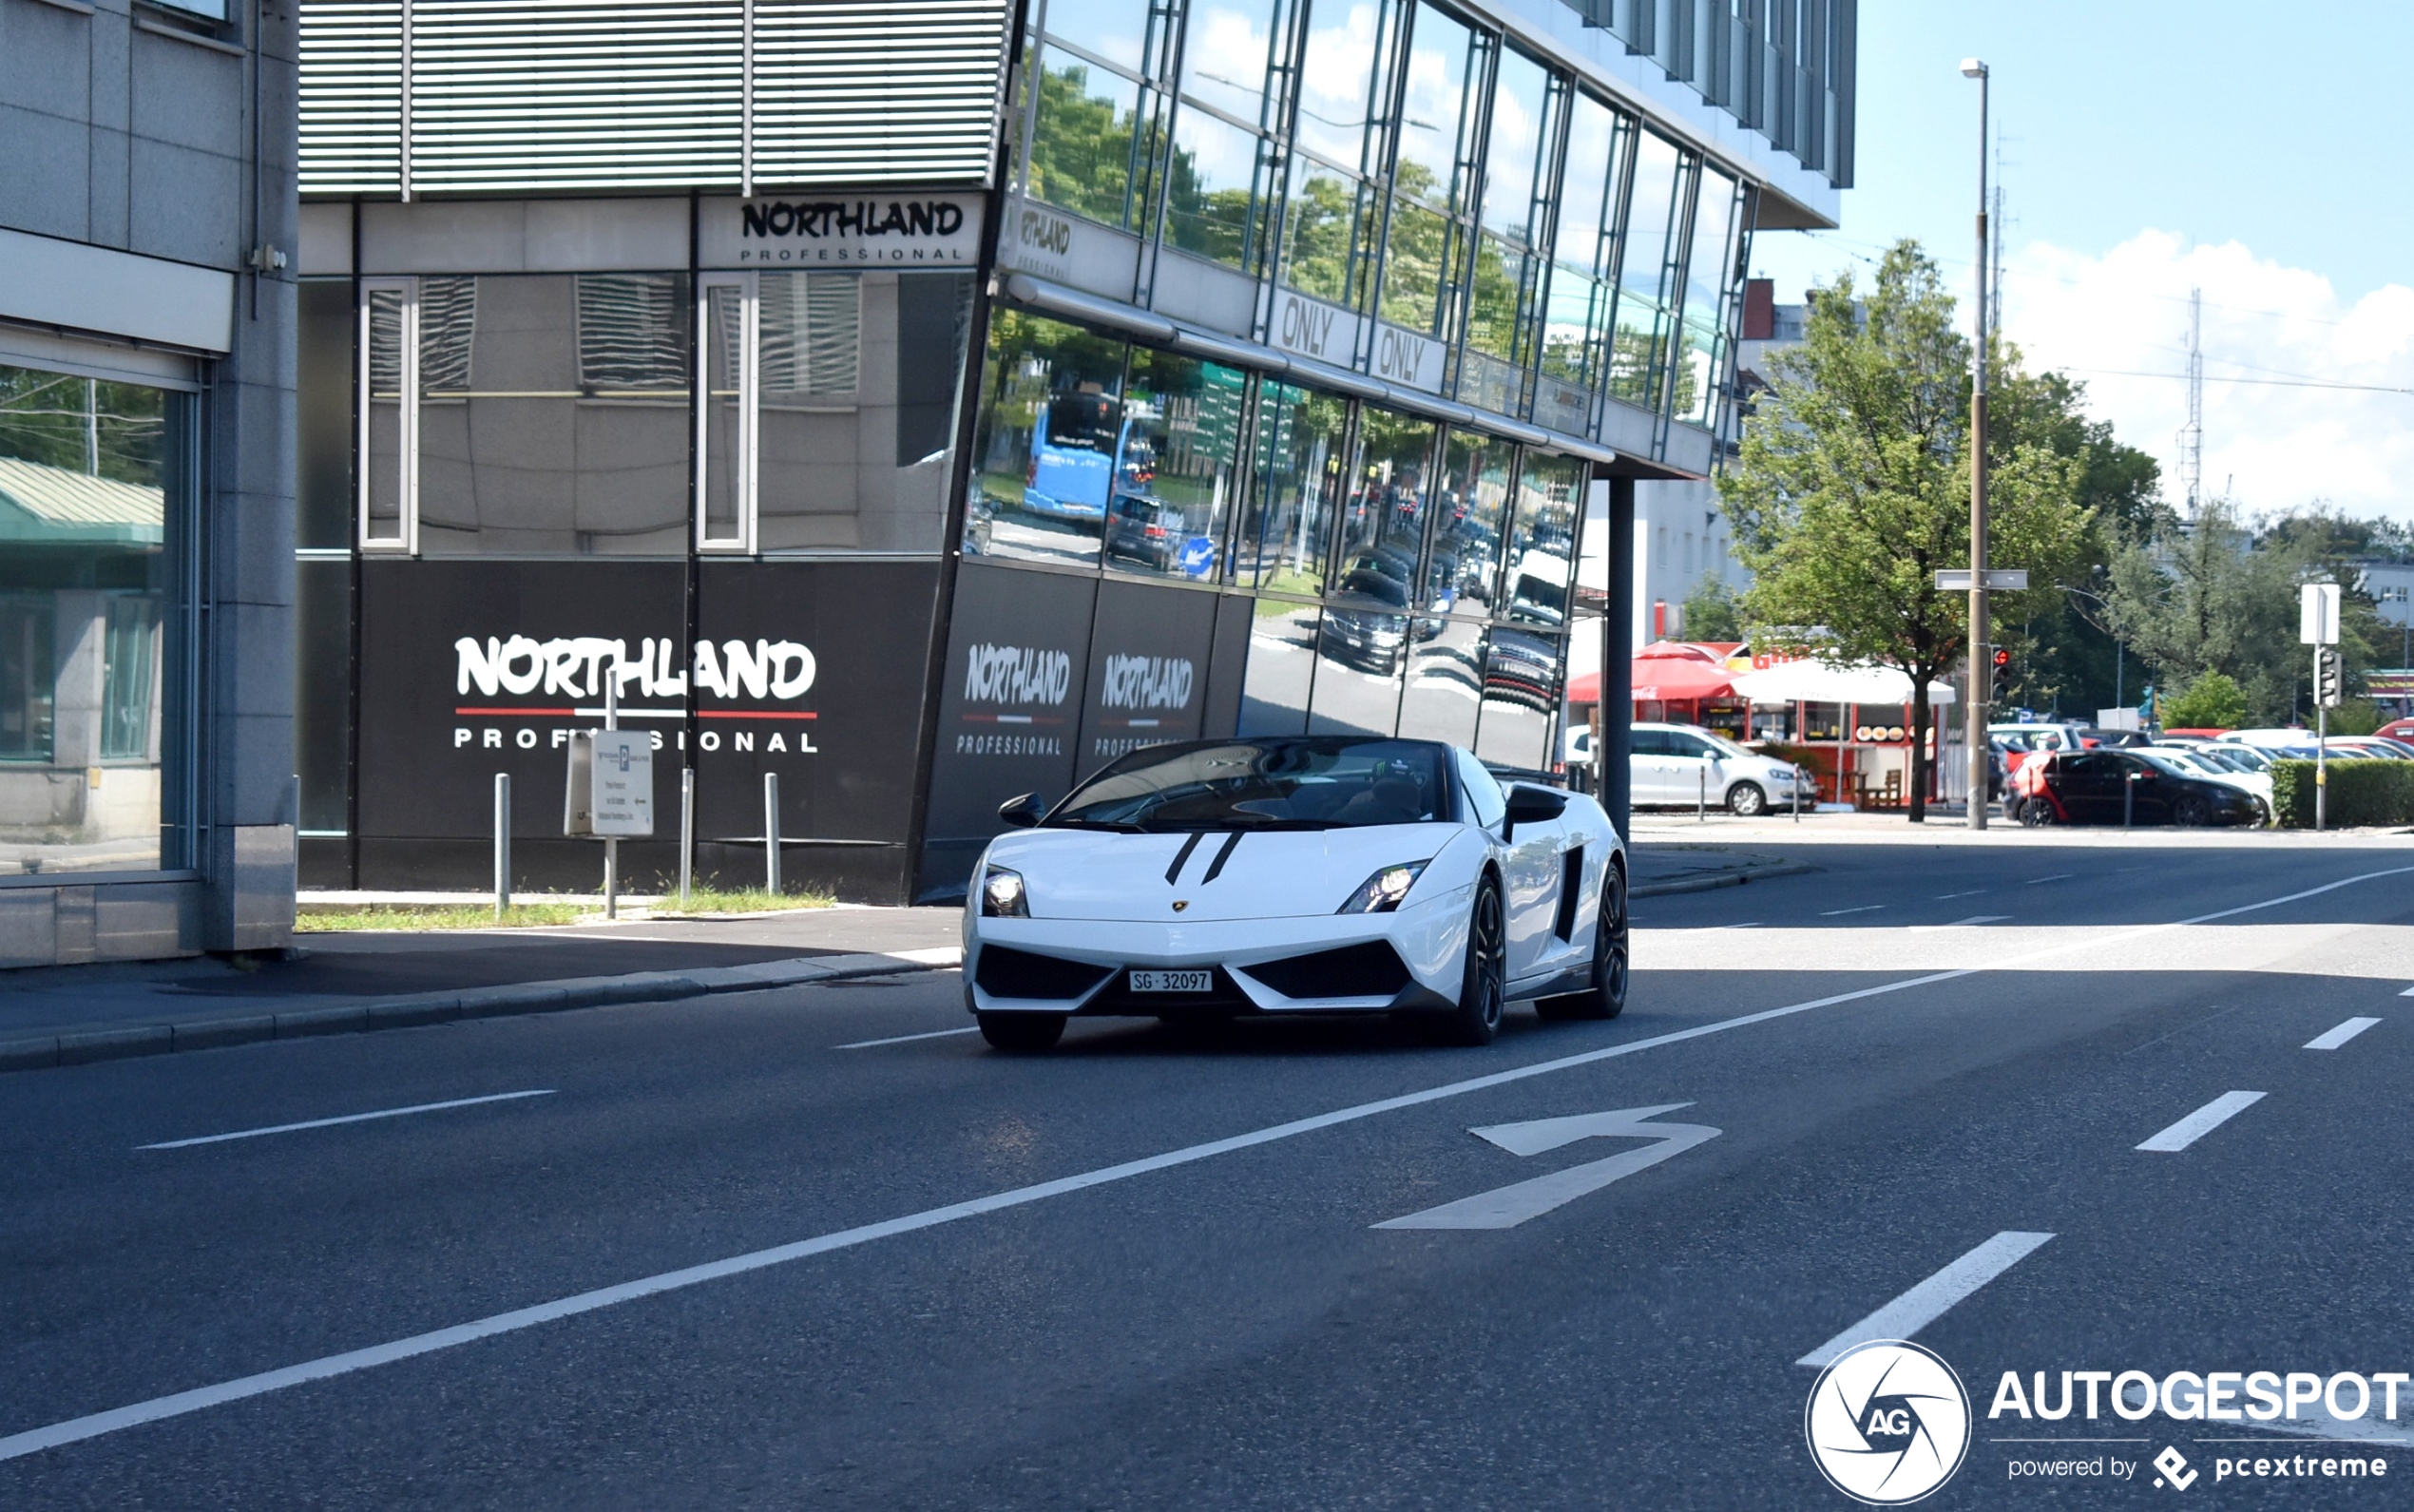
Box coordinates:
[1200,831,1243,884]
[1164,832,1204,885]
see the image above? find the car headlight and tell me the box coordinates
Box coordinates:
[1338,861,1428,914]
[981,865,1028,918]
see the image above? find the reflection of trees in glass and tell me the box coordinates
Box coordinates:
[1379,164,1458,333]
[1465,234,1524,360]
[0,366,165,486]
[1027,59,1158,232]
[1245,383,1349,590]
[1606,306,1667,410]
[1283,166,1376,307]
[1162,125,1261,269]
[1540,274,1605,387]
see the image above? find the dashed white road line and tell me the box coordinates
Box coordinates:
[1819,905,1886,916]
[2136,1091,2266,1152]
[137,1091,556,1151]
[2303,1017,2381,1051]
[2024,873,2075,886]
[14,863,2413,1464]
[836,1026,980,1050]
[1934,890,1988,900]
[1909,915,2013,932]
[1796,1231,2056,1368]
[2400,985,2414,998]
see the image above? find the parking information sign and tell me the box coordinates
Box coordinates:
[2301,582,2342,645]
[565,731,654,837]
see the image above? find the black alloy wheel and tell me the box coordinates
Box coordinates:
[2019,796,2057,827]
[1726,782,1768,817]
[1538,861,1628,1021]
[977,1011,1066,1052]
[2172,793,2213,828]
[1438,874,1507,1045]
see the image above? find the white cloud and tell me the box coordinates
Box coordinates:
[2002,230,2414,524]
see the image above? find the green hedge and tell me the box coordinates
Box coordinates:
[2270,759,2414,829]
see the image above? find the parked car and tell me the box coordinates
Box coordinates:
[1629,722,1804,815]
[2214,727,2313,750]
[2379,718,2414,743]
[2143,744,2274,825]
[2012,749,2260,828]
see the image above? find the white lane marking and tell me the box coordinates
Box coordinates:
[2136,1090,2266,1152]
[834,1026,980,1050]
[1796,1232,2056,1368]
[2401,985,2414,997]
[137,1091,556,1151]
[13,864,2414,1463]
[2304,1017,2381,1051]
[2024,873,2074,885]
[1908,915,2013,932]
[1374,1104,1722,1230]
[1714,922,1764,929]
[1934,890,1987,900]
[1819,905,1885,916]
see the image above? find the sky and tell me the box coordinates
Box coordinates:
[1749,0,2414,526]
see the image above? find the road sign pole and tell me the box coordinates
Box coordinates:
[604,679,619,920]
[679,767,694,907]
[764,771,781,895]
[493,773,510,920]
[2316,647,2328,833]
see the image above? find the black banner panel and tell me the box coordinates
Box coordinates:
[917,561,1098,900]
[354,558,941,899]
[1076,579,1219,773]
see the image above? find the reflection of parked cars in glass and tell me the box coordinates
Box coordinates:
[1322,567,1412,675]
[1505,549,1571,628]
[1482,627,1561,712]
[1105,492,1189,573]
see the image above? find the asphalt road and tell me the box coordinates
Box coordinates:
[2,835,2410,1508]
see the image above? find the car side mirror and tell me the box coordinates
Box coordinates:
[997,793,1044,828]
[1503,785,1566,840]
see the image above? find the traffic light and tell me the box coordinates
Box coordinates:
[1990,646,2013,704]
[2314,646,2344,708]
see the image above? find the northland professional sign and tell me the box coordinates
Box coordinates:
[356,561,938,884]
[699,195,986,267]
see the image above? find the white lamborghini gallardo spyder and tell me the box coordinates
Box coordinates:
[963,736,1628,1051]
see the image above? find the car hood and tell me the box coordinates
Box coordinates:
[986,823,1466,922]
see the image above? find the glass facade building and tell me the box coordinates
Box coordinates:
[293,0,1852,902]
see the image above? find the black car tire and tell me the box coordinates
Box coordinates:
[2019,797,2056,826]
[1437,875,1507,1046]
[1726,782,1768,817]
[977,1011,1066,1052]
[1537,862,1628,1022]
[2173,794,2213,828]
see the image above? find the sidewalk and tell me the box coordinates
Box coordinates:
[0,906,966,1075]
[1627,840,1815,897]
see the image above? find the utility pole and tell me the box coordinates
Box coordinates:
[1960,58,1991,830]
[2178,288,2203,520]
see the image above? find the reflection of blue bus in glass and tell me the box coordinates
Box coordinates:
[1024,391,1151,522]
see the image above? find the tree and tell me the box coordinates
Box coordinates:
[2160,670,2248,730]
[1682,578,1744,641]
[1720,240,2092,821]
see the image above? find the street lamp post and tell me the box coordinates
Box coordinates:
[1961,57,1991,829]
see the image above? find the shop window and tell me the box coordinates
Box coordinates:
[1674,165,1743,430]
[1376,2,1483,340]
[360,280,415,548]
[966,311,1131,570]
[1238,600,1318,736]
[697,270,973,555]
[1163,105,1277,274]
[1473,626,1560,770]
[1608,131,1687,412]
[1502,451,1581,629]
[1102,347,1247,585]
[1236,379,1348,597]
[1309,613,1403,736]
[1335,407,1436,594]
[1376,199,1458,335]
[1026,40,1165,236]
[0,361,188,872]
[297,279,356,550]
[1280,158,1383,312]
[1395,612,1482,747]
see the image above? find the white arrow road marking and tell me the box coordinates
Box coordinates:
[2304,1017,2380,1050]
[1373,1103,1721,1230]
[1797,1231,2056,1368]
[2136,1090,2265,1152]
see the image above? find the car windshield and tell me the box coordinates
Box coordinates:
[1049,738,1448,833]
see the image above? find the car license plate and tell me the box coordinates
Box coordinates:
[1129,969,1212,993]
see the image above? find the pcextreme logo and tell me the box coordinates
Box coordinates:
[1806,1340,1973,1504]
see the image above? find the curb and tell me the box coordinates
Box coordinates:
[0,949,962,1076]
[1631,861,1817,898]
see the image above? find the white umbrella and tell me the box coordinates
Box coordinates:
[1731,660,1957,706]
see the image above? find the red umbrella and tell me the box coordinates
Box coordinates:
[1569,658,1736,705]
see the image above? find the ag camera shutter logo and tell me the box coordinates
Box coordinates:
[1805,1340,1972,1503]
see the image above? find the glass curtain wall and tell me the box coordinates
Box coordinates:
[1376,3,1484,346]
[1163,0,1293,274]
[1461,47,1556,415]
[1607,131,1690,413]
[1278,0,1400,316]
[0,363,188,873]
[1025,0,1177,237]
[1236,378,1348,597]
[1673,165,1744,430]
[1102,346,1249,582]
[966,311,1133,570]
[1535,90,1627,436]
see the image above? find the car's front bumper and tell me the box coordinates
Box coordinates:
[964,886,1472,1017]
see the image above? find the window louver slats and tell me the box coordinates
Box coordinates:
[299,0,1009,195]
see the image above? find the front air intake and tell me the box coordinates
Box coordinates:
[1240,942,1413,1000]
[973,946,1113,1001]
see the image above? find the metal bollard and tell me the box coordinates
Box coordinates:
[493,773,511,919]
[1792,764,1801,823]
[1697,762,1706,823]
[764,771,781,895]
[679,767,695,907]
